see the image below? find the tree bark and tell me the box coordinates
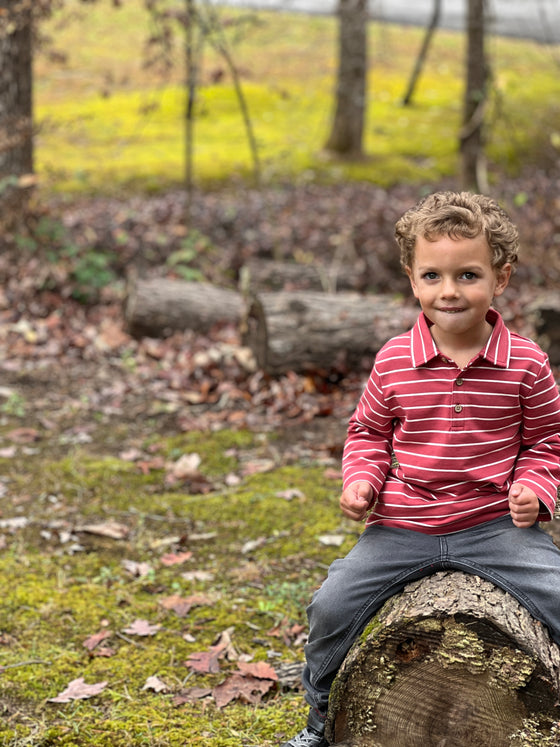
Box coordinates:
[0,1,34,227]
[242,290,417,374]
[124,278,418,373]
[125,278,244,338]
[325,571,560,747]
[527,291,560,366]
[401,0,442,106]
[324,0,368,157]
[460,0,488,193]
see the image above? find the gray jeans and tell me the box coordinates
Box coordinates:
[302,515,560,716]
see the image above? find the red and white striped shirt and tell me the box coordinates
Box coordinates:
[342,308,560,534]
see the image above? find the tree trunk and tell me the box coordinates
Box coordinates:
[0,1,34,227]
[460,0,488,193]
[401,0,442,106]
[325,571,560,747]
[124,278,418,374]
[324,0,368,157]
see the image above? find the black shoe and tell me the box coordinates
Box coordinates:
[280,725,328,747]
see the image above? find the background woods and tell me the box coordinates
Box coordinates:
[0,1,559,745]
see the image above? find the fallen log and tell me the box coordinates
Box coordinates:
[125,279,243,338]
[124,278,418,374]
[242,291,418,374]
[325,571,560,747]
[527,292,560,366]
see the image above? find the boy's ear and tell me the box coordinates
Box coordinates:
[494,263,512,296]
[405,266,419,298]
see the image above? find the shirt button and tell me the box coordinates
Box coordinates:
[456,378,464,386]
[454,404,463,413]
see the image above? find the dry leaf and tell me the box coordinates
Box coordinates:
[122,559,153,577]
[7,428,40,444]
[160,551,193,566]
[122,619,161,637]
[212,673,274,708]
[167,453,201,480]
[172,687,212,705]
[185,647,222,674]
[77,521,130,540]
[276,488,304,501]
[142,675,169,693]
[159,595,193,618]
[318,534,345,547]
[48,677,108,703]
[83,630,112,652]
[237,661,278,681]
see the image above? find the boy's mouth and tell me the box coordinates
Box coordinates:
[438,307,465,314]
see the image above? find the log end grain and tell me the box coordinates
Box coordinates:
[325,571,560,747]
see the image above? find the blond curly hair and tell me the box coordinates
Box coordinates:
[395,191,519,273]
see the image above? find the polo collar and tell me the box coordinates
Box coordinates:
[410,308,511,368]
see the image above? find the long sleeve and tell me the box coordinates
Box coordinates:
[514,358,560,518]
[342,363,394,495]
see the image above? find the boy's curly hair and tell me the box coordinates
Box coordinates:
[395,191,519,273]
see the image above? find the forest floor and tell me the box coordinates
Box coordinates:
[0,172,559,745]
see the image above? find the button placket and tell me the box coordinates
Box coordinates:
[451,373,465,428]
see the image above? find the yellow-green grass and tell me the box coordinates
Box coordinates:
[34,0,560,196]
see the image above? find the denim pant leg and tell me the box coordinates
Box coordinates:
[446,515,560,645]
[302,524,441,715]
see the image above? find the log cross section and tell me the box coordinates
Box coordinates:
[325,571,560,747]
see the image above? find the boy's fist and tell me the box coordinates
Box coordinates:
[340,481,374,521]
[508,482,539,528]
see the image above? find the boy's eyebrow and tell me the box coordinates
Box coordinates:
[415,262,486,272]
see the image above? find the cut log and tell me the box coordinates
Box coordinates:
[124,278,418,374]
[125,279,243,338]
[527,292,560,366]
[325,571,560,747]
[242,291,418,375]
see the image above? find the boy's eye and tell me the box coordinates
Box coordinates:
[461,271,477,280]
[423,272,438,280]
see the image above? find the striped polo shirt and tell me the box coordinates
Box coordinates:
[342,308,560,534]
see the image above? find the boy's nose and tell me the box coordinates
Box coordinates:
[440,278,459,297]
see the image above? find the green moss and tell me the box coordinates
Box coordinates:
[0,426,348,743]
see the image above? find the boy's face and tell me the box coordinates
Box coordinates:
[405,233,511,349]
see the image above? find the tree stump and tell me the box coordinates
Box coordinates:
[325,571,560,747]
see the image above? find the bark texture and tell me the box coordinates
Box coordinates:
[125,278,418,374]
[460,0,488,192]
[324,0,368,156]
[527,292,560,366]
[0,1,34,226]
[125,279,244,338]
[325,571,560,747]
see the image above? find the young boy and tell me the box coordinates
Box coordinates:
[281,191,560,747]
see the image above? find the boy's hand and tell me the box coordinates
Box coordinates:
[508,483,539,528]
[340,481,374,522]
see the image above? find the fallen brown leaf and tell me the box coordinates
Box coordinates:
[48,677,108,703]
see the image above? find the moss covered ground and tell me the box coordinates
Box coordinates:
[0,358,362,746]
